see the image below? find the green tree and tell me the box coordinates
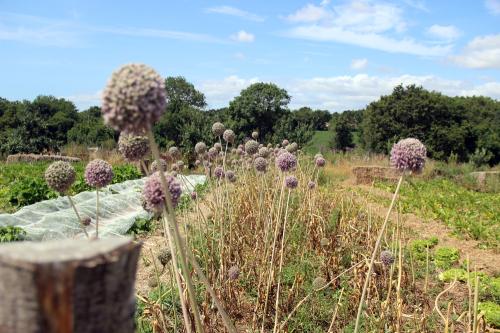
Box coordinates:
[67,106,116,146]
[228,83,290,141]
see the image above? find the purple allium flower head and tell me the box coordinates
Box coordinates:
[314,153,323,160]
[171,164,179,172]
[276,151,297,172]
[84,159,113,188]
[212,122,225,137]
[286,142,298,153]
[236,148,243,156]
[176,160,184,170]
[285,175,299,189]
[142,172,182,212]
[102,63,166,134]
[254,156,268,173]
[151,159,167,173]
[282,139,289,147]
[208,147,218,160]
[390,138,427,173]
[238,144,244,150]
[252,131,259,139]
[245,140,259,155]
[195,142,207,155]
[228,265,240,280]
[81,216,91,226]
[214,142,222,152]
[258,147,270,158]
[195,159,201,166]
[214,166,225,179]
[118,133,150,161]
[380,250,395,266]
[308,180,316,189]
[191,191,197,200]
[231,148,237,154]
[168,146,180,158]
[315,156,326,168]
[45,161,76,193]
[226,170,236,182]
[223,129,235,144]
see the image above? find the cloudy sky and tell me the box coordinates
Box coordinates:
[0,0,499,112]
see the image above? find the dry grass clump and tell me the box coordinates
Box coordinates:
[6,153,81,163]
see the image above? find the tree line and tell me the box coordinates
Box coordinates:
[1,79,499,165]
[0,77,330,159]
[330,84,500,166]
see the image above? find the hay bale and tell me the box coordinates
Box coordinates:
[352,166,401,184]
[6,154,80,164]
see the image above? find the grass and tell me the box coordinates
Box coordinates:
[303,130,333,155]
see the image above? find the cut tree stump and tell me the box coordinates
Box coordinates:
[0,238,141,333]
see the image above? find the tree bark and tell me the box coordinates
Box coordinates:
[0,237,141,333]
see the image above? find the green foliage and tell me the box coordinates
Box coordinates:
[112,164,142,183]
[303,131,333,155]
[434,247,460,269]
[127,217,156,236]
[67,106,116,146]
[0,226,27,242]
[8,177,57,207]
[438,268,468,282]
[361,85,500,165]
[409,237,439,261]
[479,302,500,328]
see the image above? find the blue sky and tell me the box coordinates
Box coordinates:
[0,0,499,112]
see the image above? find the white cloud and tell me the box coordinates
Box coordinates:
[198,74,500,111]
[403,0,429,12]
[199,76,259,107]
[65,91,102,110]
[451,34,500,69]
[206,6,264,22]
[351,58,368,70]
[485,0,500,14]
[233,52,245,60]
[285,4,331,23]
[231,30,255,42]
[283,0,452,56]
[427,24,461,41]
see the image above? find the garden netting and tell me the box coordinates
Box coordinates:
[0,175,206,241]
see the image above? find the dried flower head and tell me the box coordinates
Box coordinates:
[251,131,259,139]
[226,170,236,182]
[308,180,316,189]
[195,159,201,166]
[45,161,76,193]
[81,216,92,226]
[142,172,182,212]
[390,138,426,173]
[312,277,327,289]
[282,139,289,147]
[228,265,240,280]
[276,151,297,172]
[315,156,326,168]
[176,160,184,170]
[214,166,225,179]
[314,153,323,160]
[151,159,167,173]
[214,142,222,152]
[84,159,113,188]
[254,156,268,173]
[380,250,395,266]
[191,191,197,200]
[245,140,259,155]
[258,147,270,158]
[157,248,172,267]
[212,122,225,137]
[236,148,244,156]
[286,142,298,153]
[118,133,150,161]
[195,142,207,154]
[169,146,180,158]
[223,129,235,143]
[285,175,298,189]
[102,63,166,134]
[208,147,218,160]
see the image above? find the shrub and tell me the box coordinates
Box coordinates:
[8,177,57,207]
[0,226,27,242]
[434,247,460,269]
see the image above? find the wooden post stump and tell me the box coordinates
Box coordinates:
[0,238,141,333]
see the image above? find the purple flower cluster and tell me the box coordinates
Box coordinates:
[142,172,182,212]
[275,151,297,172]
[254,156,268,173]
[223,129,235,143]
[208,147,218,160]
[307,180,316,189]
[245,140,259,155]
[84,159,113,188]
[214,142,222,152]
[286,142,298,153]
[315,156,326,168]
[102,63,166,134]
[195,142,207,154]
[45,161,76,193]
[228,265,240,280]
[169,146,180,158]
[191,191,197,200]
[118,133,149,161]
[380,250,395,266]
[282,139,289,147]
[390,138,427,173]
[214,166,225,179]
[258,147,270,158]
[251,131,259,139]
[151,159,167,173]
[226,170,236,182]
[212,122,225,137]
[285,175,298,189]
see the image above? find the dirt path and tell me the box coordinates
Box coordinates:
[348,183,500,275]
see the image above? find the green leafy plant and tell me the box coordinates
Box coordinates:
[0,226,27,242]
[434,247,460,269]
[8,177,57,207]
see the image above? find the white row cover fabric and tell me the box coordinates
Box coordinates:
[0,175,206,241]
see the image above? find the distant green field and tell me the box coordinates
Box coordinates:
[303,131,332,154]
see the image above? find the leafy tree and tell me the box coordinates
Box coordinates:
[165,76,206,111]
[331,117,353,150]
[228,83,290,141]
[67,107,116,146]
